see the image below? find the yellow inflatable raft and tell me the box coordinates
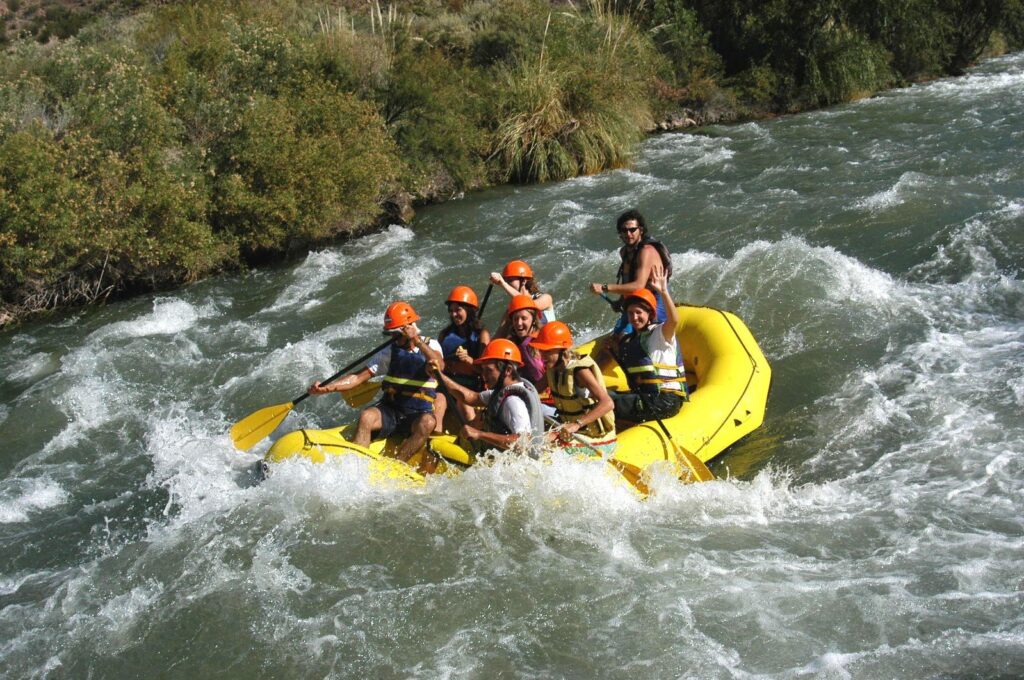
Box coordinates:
[263,305,771,489]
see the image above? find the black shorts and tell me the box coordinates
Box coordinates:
[374,400,432,440]
[611,391,683,424]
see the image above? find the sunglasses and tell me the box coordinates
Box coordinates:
[618,226,640,234]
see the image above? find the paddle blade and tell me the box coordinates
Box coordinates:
[673,443,715,482]
[230,401,295,451]
[342,380,381,409]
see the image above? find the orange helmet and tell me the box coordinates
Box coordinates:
[624,289,658,315]
[383,301,420,331]
[502,260,534,279]
[530,321,573,350]
[446,285,478,308]
[506,294,539,317]
[475,338,523,365]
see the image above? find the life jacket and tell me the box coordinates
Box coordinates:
[484,380,545,438]
[532,292,556,326]
[617,329,686,398]
[439,326,482,359]
[515,335,546,386]
[548,355,616,439]
[616,237,673,288]
[381,340,437,413]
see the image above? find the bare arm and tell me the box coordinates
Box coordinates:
[403,323,444,373]
[489,272,519,298]
[434,363,484,407]
[649,264,677,343]
[308,367,373,395]
[574,367,614,426]
[463,426,519,450]
[532,292,554,313]
[589,245,660,296]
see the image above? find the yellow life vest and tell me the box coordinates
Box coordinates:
[547,355,616,439]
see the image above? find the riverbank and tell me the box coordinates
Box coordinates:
[2,0,1022,328]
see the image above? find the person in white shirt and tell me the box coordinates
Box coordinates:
[609,266,688,424]
[433,338,544,452]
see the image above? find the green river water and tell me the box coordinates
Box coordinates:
[1,53,1023,678]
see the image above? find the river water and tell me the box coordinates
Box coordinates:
[2,53,1022,678]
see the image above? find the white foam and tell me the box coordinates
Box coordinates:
[390,255,442,299]
[5,351,58,384]
[268,249,346,312]
[89,298,204,340]
[0,478,68,523]
[145,413,257,525]
[41,376,122,453]
[856,171,935,212]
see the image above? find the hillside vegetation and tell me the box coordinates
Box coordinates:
[2,0,1022,324]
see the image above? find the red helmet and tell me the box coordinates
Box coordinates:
[383,301,420,331]
[506,294,539,316]
[446,285,478,308]
[530,321,573,350]
[502,260,534,279]
[624,289,658,315]
[475,338,523,365]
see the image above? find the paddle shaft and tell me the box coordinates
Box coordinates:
[295,337,394,406]
[654,417,714,481]
[477,283,494,321]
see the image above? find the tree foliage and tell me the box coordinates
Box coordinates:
[1,0,1022,320]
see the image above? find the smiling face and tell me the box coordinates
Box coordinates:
[626,302,652,331]
[448,302,468,327]
[510,310,535,337]
[618,219,643,247]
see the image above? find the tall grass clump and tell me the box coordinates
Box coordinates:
[492,2,657,183]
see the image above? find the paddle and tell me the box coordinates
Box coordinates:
[653,418,714,482]
[230,338,395,451]
[477,283,494,320]
[599,291,621,311]
[342,378,382,409]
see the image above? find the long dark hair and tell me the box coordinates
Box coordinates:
[440,302,482,340]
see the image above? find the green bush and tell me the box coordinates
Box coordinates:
[209,83,402,257]
[803,27,894,105]
[649,0,723,84]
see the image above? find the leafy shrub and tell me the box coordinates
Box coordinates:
[208,82,401,257]
[803,27,894,105]
[649,0,723,84]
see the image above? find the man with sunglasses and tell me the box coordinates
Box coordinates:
[589,209,673,338]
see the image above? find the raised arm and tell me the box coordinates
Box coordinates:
[403,323,444,373]
[489,271,520,298]
[649,264,678,343]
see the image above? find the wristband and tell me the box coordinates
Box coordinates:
[601,284,609,293]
